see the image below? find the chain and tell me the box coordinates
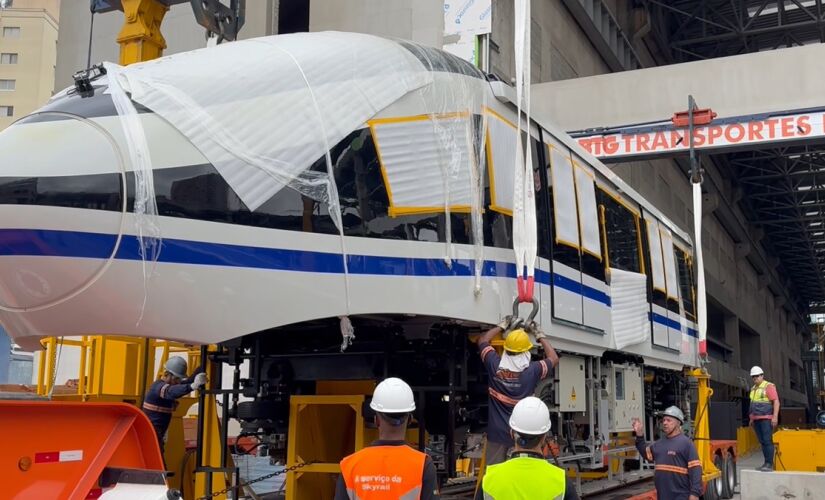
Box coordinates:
[196,461,316,499]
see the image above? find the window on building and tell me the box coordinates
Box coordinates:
[0,106,12,117]
[0,53,17,64]
[0,79,15,91]
[2,27,21,38]
[597,189,642,273]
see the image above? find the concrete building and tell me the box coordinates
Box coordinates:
[0,0,59,131]
[48,1,819,413]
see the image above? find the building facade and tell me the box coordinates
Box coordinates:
[0,0,59,131]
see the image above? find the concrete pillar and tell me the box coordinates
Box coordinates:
[724,315,741,367]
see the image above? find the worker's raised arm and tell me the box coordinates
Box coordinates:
[632,418,653,462]
[530,325,559,367]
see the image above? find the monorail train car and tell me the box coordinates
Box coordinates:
[0,32,700,481]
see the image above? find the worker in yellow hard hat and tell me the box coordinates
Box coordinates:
[476,316,559,466]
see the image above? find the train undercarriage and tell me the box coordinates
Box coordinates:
[197,315,703,497]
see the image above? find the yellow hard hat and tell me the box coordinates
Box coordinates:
[504,329,532,353]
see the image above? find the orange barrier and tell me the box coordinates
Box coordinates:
[2,400,165,500]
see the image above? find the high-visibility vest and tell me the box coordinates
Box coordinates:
[482,455,566,499]
[340,444,426,499]
[749,380,774,417]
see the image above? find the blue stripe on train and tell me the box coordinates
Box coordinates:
[0,228,628,311]
[650,311,699,338]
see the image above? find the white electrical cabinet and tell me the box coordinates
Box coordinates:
[557,355,586,412]
[608,363,644,432]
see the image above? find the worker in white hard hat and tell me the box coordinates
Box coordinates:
[632,406,702,500]
[480,397,578,499]
[477,316,559,466]
[335,377,439,499]
[748,365,780,471]
[142,356,207,455]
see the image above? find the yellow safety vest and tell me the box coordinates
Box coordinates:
[749,380,774,417]
[482,454,566,499]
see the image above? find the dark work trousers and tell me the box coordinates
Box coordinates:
[753,419,774,466]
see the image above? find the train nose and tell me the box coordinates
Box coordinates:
[0,110,127,313]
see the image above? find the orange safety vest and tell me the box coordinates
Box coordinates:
[340,444,426,499]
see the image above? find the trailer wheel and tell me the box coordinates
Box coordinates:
[713,454,726,499]
[723,453,736,498]
[703,476,720,500]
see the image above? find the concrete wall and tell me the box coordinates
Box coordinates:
[0,0,58,130]
[309,0,443,48]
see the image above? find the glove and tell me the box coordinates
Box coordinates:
[523,321,544,337]
[191,372,207,390]
[497,316,524,332]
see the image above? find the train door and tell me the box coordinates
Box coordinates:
[644,215,682,352]
[544,134,606,330]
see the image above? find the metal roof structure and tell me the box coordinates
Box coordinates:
[647,0,825,62]
[645,0,825,314]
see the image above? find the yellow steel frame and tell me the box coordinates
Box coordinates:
[686,368,721,487]
[117,0,170,65]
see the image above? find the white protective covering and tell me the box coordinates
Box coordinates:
[486,108,517,214]
[572,159,601,259]
[371,114,474,215]
[609,267,650,350]
[114,32,434,213]
[660,228,680,301]
[549,143,579,247]
[646,219,666,292]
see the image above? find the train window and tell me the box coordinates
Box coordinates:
[597,190,642,273]
[0,173,122,212]
[675,247,696,320]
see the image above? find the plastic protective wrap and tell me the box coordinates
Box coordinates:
[104,62,161,320]
[609,268,650,350]
[106,31,493,316]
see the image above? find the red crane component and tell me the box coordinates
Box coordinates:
[672,108,717,127]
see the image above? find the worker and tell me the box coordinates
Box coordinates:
[335,377,439,500]
[632,407,702,500]
[477,316,559,465]
[748,365,780,471]
[142,356,207,454]
[480,397,579,500]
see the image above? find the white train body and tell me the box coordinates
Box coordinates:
[0,33,698,375]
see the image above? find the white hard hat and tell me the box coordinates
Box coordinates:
[370,377,416,413]
[509,396,552,435]
[165,356,188,379]
[663,406,685,423]
[750,366,764,377]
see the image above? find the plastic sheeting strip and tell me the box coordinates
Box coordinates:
[646,218,666,292]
